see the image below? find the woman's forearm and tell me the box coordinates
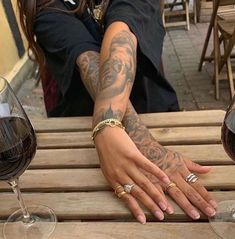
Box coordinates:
[92,22,137,127]
[78,48,166,161]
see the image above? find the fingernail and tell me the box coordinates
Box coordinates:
[154,211,164,221]
[166,206,174,214]
[137,215,146,224]
[209,200,217,208]
[206,207,216,217]
[159,202,167,211]
[203,166,212,170]
[163,177,170,184]
[190,210,200,220]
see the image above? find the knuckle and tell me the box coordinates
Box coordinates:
[122,195,133,205]
[142,161,154,172]
[138,179,150,189]
[113,168,122,178]
[172,188,183,198]
[186,189,203,203]
[125,150,139,160]
[134,188,146,199]
[184,203,194,212]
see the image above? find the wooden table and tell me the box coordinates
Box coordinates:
[0,110,234,238]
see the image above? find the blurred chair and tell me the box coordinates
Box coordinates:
[199,1,235,70]
[214,5,235,99]
[162,0,197,31]
[199,0,235,99]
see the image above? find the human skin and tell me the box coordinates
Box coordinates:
[76,21,217,224]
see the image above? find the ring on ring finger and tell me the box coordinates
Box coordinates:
[123,184,135,194]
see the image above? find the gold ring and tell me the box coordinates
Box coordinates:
[165,182,177,192]
[114,185,124,195]
[117,191,127,198]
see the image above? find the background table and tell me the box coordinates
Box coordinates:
[0,110,234,238]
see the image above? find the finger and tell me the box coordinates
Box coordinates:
[127,167,169,212]
[186,179,217,209]
[130,184,164,220]
[134,154,170,184]
[115,172,165,220]
[166,179,201,220]
[184,158,212,174]
[179,168,217,209]
[121,194,147,224]
[154,183,174,215]
[110,182,146,224]
[175,176,216,217]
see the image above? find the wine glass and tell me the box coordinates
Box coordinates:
[0,77,57,239]
[209,95,235,239]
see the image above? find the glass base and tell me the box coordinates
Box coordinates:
[3,205,57,239]
[209,200,235,239]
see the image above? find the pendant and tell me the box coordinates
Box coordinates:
[93,4,103,21]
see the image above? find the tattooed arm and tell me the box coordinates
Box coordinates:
[77,23,216,222]
[78,22,171,224]
[92,22,136,126]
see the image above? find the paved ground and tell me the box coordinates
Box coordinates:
[17,22,234,119]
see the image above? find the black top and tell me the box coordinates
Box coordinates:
[34,0,179,117]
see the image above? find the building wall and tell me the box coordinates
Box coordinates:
[0,0,28,79]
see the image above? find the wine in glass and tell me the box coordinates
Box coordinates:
[0,77,57,239]
[209,96,235,239]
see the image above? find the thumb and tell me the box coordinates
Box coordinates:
[184,158,211,174]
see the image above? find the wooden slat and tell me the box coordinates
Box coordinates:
[0,222,222,239]
[0,166,235,191]
[167,144,232,165]
[0,191,233,221]
[30,144,232,169]
[31,148,99,168]
[31,110,225,132]
[36,126,221,149]
[150,126,221,145]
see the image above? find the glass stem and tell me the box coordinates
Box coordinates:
[8,178,33,224]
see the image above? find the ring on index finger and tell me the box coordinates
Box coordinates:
[185,173,198,183]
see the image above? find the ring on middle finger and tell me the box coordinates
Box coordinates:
[123,184,135,194]
[185,173,198,183]
[165,182,177,192]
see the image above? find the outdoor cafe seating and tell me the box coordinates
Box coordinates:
[0,110,234,238]
[199,0,235,99]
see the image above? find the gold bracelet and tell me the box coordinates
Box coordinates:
[92,118,125,140]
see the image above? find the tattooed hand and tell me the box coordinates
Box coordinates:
[77,22,217,223]
[94,125,171,224]
[123,104,218,220]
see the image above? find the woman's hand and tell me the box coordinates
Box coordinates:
[94,126,174,224]
[141,145,217,220]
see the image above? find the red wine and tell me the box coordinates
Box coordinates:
[0,116,36,180]
[221,110,235,160]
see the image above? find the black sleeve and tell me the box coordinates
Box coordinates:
[34,10,101,94]
[104,0,165,71]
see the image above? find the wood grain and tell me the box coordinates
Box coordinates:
[0,191,233,221]
[0,222,221,239]
[0,166,235,192]
[36,126,221,149]
[29,144,232,169]
[31,110,225,133]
